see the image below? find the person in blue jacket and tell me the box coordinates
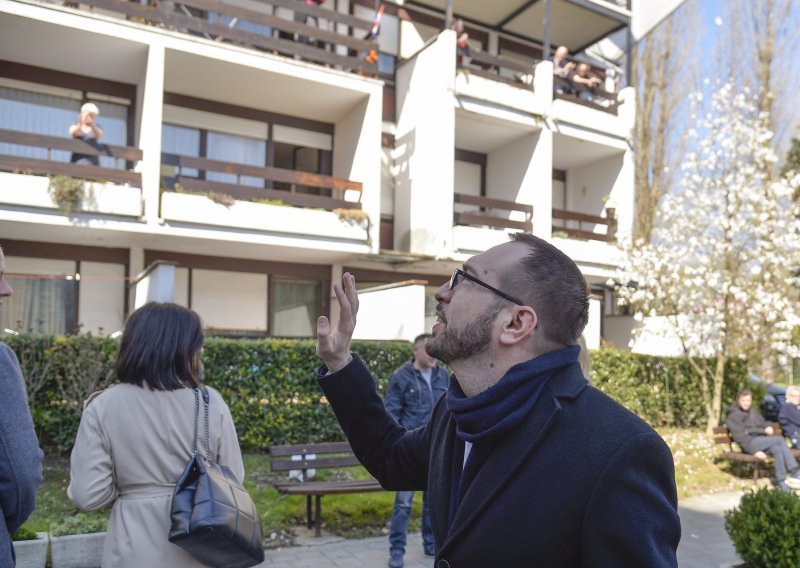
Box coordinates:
[0,245,44,567]
[384,333,448,568]
[315,232,680,567]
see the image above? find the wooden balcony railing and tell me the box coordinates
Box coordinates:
[454,193,617,243]
[453,193,532,232]
[552,208,616,242]
[162,153,362,211]
[0,128,142,185]
[459,52,538,89]
[76,0,378,75]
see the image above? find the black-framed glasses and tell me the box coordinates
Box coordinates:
[449,268,523,306]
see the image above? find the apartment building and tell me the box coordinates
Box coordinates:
[0,0,636,347]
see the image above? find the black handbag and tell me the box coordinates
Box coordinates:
[169,387,265,568]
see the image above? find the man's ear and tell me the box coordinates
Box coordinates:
[499,306,537,346]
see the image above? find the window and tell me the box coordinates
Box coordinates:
[270,278,322,337]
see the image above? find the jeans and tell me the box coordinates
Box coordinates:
[389,491,434,554]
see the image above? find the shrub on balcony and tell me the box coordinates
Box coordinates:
[48,175,87,215]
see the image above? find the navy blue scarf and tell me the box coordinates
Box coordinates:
[445,345,580,524]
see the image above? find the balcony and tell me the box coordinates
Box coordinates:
[72,0,379,77]
[0,128,143,217]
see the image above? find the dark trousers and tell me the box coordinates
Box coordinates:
[748,435,798,480]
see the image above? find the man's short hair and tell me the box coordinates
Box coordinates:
[737,389,753,399]
[413,333,431,346]
[81,102,100,116]
[503,233,589,347]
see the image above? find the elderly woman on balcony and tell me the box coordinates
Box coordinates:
[68,102,103,166]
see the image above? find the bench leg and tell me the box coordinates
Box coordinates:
[315,495,322,537]
[306,496,313,529]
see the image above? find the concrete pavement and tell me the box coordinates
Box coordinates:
[258,491,745,567]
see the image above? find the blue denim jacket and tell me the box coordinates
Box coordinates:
[384,361,449,429]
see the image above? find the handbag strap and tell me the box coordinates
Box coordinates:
[191,387,211,460]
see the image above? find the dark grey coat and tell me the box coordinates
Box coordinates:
[318,355,680,567]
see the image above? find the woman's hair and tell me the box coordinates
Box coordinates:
[115,302,204,390]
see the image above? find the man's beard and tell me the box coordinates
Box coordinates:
[426,302,501,365]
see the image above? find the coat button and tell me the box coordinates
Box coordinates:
[437,561,450,568]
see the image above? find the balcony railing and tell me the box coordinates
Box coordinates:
[454,193,532,232]
[76,0,378,75]
[552,208,616,242]
[454,193,617,242]
[162,153,362,211]
[458,52,538,89]
[0,128,142,185]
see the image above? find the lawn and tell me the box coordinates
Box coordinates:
[23,428,761,539]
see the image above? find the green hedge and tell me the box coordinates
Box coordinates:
[3,334,411,453]
[3,334,750,453]
[591,349,749,428]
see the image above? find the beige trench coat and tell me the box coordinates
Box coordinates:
[68,384,245,567]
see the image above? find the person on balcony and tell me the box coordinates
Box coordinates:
[384,333,448,568]
[571,63,602,102]
[778,386,800,448]
[726,389,800,493]
[551,45,576,94]
[451,18,470,65]
[68,102,103,166]
[0,245,44,567]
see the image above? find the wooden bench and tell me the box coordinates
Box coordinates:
[270,441,384,536]
[714,424,800,480]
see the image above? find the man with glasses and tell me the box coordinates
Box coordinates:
[315,233,680,567]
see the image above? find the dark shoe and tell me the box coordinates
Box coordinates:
[388,549,404,568]
[423,545,435,557]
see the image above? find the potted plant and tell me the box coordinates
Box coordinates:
[11,525,48,568]
[49,512,108,568]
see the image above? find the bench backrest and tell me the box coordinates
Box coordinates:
[713,422,784,451]
[270,441,361,473]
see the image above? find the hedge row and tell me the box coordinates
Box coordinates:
[3,334,750,453]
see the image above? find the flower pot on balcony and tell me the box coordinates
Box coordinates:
[50,532,106,568]
[13,532,48,568]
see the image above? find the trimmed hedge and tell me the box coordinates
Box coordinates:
[591,349,749,428]
[3,334,749,452]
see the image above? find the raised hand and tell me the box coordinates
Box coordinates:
[316,272,358,373]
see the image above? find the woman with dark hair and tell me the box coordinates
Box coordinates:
[68,302,244,567]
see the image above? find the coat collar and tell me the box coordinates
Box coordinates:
[435,364,588,553]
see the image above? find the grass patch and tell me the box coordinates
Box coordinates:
[24,428,759,538]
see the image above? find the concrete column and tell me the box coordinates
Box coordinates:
[530,128,553,239]
[139,43,166,225]
[534,60,554,113]
[394,30,456,255]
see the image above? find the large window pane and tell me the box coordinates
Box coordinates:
[191,269,267,331]
[207,131,266,188]
[271,279,321,337]
[162,123,200,179]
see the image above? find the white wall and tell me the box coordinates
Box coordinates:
[394,30,456,255]
[486,132,539,224]
[354,283,427,341]
[79,261,126,335]
[191,269,267,330]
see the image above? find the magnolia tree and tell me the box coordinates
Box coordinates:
[616,83,800,432]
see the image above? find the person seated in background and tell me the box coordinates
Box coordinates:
[779,386,800,449]
[726,389,800,493]
[571,63,602,101]
[550,45,575,94]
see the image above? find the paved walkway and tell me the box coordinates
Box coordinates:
[257,491,745,567]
